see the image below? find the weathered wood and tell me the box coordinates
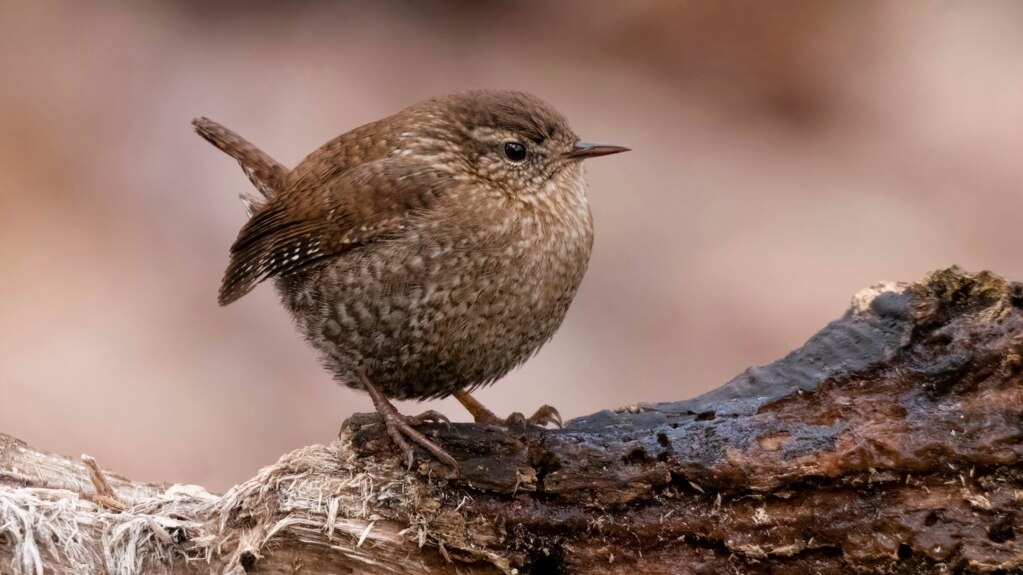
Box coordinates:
[2,267,1022,574]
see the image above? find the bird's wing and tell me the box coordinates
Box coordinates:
[218,157,450,305]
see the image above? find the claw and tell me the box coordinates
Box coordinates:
[361,375,459,470]
[526,404,562,428]
[503,405,561,429]
[380,420,417,471]
[452,389,563,430]
[405,409,451,426]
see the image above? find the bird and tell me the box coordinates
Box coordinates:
[193,90,628,469]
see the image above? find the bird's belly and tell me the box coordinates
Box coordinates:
[285,227,591,400]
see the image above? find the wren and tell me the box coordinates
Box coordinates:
[194,90,628,468]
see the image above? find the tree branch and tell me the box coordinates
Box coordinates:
[2,267,1022,574]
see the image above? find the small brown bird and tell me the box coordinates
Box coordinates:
[194,90,627,468]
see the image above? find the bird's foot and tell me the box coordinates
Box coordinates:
[361,377,458,470]
[453,389,562,429]
[404,409,451,426]
[504,404,563,428]
[379,408,458,470]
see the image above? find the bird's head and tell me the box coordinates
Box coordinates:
[408,90,628,200]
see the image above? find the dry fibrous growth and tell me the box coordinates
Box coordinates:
[2,267,1022,574]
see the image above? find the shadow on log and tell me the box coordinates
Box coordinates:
[2,267,1022,574]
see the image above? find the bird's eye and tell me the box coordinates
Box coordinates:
[503,141,527,163]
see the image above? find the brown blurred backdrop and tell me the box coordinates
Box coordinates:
[3,1,1023,492]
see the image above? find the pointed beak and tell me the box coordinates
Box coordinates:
[564,141,630,160]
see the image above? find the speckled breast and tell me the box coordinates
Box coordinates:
[279,181,594,400]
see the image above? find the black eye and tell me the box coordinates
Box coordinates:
[503,141,526,162]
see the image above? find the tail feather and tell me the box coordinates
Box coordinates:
[192,117,288,215]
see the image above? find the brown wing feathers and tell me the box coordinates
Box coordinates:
[217,159,449,305]
[193,115,450,306]
[218,212,333,305]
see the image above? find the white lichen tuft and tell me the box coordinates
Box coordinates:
[0,438,495,574]
[0,478,219,575]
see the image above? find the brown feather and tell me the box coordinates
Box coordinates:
[192,117,287,211]
[194,90,624,407]
[218,158,451,305]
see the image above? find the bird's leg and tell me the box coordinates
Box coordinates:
[451,388,501,424]
[360,376,458,470]
[452,389,562,428]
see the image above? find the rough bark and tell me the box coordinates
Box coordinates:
[2,267,1022,574]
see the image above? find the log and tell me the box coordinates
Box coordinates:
[1,266,1022,574]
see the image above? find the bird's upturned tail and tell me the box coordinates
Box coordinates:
[192,117,288,216]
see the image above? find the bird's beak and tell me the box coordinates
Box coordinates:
[564,141,630,160]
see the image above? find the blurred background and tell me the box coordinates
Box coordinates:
[3,0,1023,491]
